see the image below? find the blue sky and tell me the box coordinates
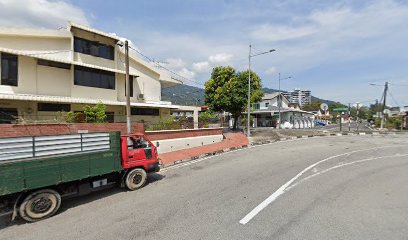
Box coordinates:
[1,0,407,106]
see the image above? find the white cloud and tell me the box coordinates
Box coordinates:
[250,24,317,42]
[192,61,211,73]
[208,53,234,64]
[165,58,187,70]
[0,0,89,28]
[265,66,277,75]
[178,68,196,79]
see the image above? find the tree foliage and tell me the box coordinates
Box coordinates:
[64,102,107,123]
[83,102,107,123]
[302,101,323,111]
[204,66,263,129]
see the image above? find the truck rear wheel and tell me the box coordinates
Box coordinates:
[19,189,61,222]
[125,168,147,191]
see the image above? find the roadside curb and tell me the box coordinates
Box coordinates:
[160,131,404,169]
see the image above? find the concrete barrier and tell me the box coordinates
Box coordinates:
[154,134,224,154]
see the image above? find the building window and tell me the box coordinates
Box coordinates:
[125,76,134,97]
[38,59,71,70]
[74,37,114,60]
[38,103,71,112]
[253,103,260,110]
[265,103,269,107]
[106,112,114,123]
[1,53,18,86]
[74,66,115,90]
[0,108,18,124]
[131,107,159,116]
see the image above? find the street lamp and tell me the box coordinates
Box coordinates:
[278,73,292,129]
[247,45,276,137]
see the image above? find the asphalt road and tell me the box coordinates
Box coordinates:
[1,134,408,240]
[317,121,372,132]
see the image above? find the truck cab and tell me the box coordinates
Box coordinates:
[120,133,160,172]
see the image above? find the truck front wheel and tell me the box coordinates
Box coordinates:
[19,189,61,222]
[125,168,147,191]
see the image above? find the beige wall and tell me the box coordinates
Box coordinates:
[0,27,178,121]
[0,35,71,60]
[116,54,162,102]
[37,65,71,96]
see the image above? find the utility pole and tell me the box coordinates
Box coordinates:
[380,82,389,129]
[278,72,281,129]
[125,40,131,134]
[246,46,275,136]
[356,102,360,132]
[247,44,252,137]
[348,103,351,132]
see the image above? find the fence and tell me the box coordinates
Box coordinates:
[0,132,111,162]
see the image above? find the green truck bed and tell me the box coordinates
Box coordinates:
[0,132,123,196]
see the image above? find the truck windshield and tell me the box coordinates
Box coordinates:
[128,136,150,150]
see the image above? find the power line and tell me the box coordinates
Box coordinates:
[128,45,203,87]
[15,42,204,87]
[388,90,400,107]
[389,82,408,87]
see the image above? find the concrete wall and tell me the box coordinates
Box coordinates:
[146,128,223,141]
[153,135,223,154]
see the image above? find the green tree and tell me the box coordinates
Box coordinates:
[302,101,323,111]
[328,102,347,112]
[83,102,107,123]
[350,106,369,120]
[204,66,263,129]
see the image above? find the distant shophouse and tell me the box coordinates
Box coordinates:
[0,22,195,125]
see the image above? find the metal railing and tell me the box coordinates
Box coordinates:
[0,132,110,162]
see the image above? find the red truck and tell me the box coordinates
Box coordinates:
[0,131,160,222]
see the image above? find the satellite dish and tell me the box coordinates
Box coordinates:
[320,103,329,111]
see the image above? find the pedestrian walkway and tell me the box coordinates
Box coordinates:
[158,131,248,166]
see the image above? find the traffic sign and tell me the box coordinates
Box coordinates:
[333,108,348,112]
[320,103,328,111]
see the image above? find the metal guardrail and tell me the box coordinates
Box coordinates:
[0,133,110,161]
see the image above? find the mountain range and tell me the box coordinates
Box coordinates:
[162,85,337,106]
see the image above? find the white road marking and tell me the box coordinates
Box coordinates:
[238,146,398,225]
[286,153,408,191]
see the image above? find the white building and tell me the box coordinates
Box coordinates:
[251,92,315,129]
[0,22,199,125]
[282,89,312,107]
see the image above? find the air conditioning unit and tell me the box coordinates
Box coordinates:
[138,94,144,100]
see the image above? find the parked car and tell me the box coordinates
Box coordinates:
[315,121,326,126]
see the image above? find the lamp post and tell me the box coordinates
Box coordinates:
[278,73,292,129]
[247,45,275,137]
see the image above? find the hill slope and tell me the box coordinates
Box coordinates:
[162,85,338,106]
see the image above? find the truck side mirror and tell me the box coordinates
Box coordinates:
[156,142,160,147]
